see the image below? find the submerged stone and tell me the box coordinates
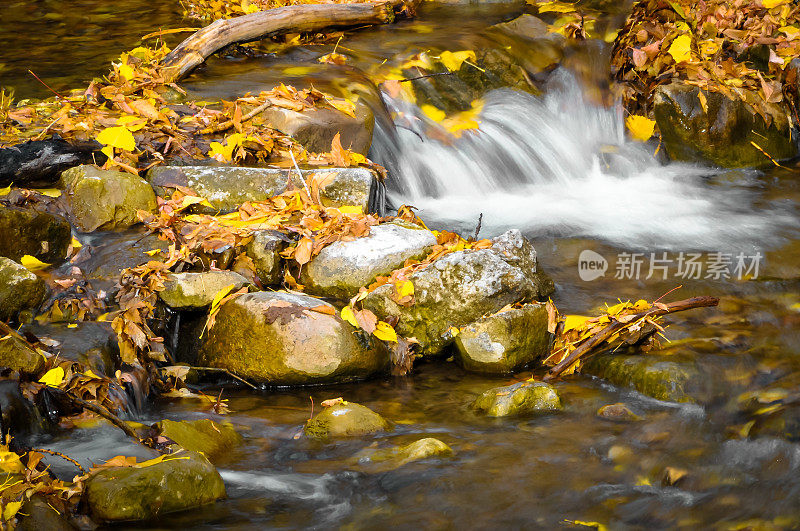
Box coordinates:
[155,419,242,462]
[472,381,562,417]
[61,165,157,232]
[304,402,390,441]
[455,302,550,374]
[147,165,376,214]
[356,437,454,470]
[0,204,70,264]
[653,82,797,168]
[596,403,642,422]
[85,451,226,522]
[198,291,390,385]
[0,257,46,321]
[582,353,700,403]
[301,221,437,300]
[158,271,251,309]
[363,229,554,355]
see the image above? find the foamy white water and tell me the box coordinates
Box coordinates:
[371,71,796,249]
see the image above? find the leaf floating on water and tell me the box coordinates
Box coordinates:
[439,50,476,72]
[20,254,50,271]
[421,104,446,123]
[625,114,656,142]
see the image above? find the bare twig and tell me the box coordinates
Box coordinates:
[53,389,141,441]
[397,72,454,83]
[543,296,719,382]
[30,447,86,475]
[199,99,273,134]
[188,366,258,389]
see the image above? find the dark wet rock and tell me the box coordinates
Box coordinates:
[259,101,374,155]
[0,257,46,321]
[155,419,242,462]
[147,165,375,214]
[86,450,226,522]
[60,165,157,232]
[198,291,390,385]
[0,328,45,374]
[356,437,453,470]
[472,381,562,417]
[158,271,251,309]
[24,321,119,376]
[596,402,642,422]
[490,14,548,39]
[301,221,436,300]
[455,302,550,374]
[0,380,43,437]
[304,402,390,441]
[0,204,70,264]
[81,231,171,292]
[582,353,700,403]
[16,494,73,531]
[363,230,554,355]
[245,230,285,286]
[653,82,797,168]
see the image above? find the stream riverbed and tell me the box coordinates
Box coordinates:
[4,1,800,529]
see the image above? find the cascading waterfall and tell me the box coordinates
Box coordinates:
[371,70,795,249]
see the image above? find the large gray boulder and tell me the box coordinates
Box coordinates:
[147,166,376,214]
[455,302,550,374]
[301,221,437,299]
[158,271,251,309]
[0,257,46,321]
[654,82,797,168]
[0,205,70,264]
[362,230,554,355]
[60,165,157,232]
[197,291,390,385]
[85,451,225,522]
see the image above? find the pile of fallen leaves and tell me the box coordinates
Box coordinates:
[183,0,375,22]
[0,43,376,175]
[612,0,800,124]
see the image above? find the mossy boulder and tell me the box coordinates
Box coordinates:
[85,451,226,522]
[304,402,390,441]
[582,353,700,403]
[158,271,251,309]
[245,230,285,286]
[16,495,73,531]
[0,328,44,374]
[472,381,562,417]
[147,166,376,214]
[0,205,70,264]
[300,221,437,300]
[61,165,157,232]
[198,291,390,385]
[355,437,453,471]
[653,82,797,168]
[0,257,46,321]
[455,302,550,374]
[155,419,242,462]
[363,229,554,355]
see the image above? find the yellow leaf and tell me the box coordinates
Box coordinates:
[2,500,22,521]
[36,188,61,198]
[208,141,234,162]
[444,99,483,136]
[118,63,135,82]
[448,326,460,337]
[395,280,414,298]
[96,126,136,152]
[20,254,50,271]
[699,39,720,56]
[565,521,608,531]
[535,1,578,13]
[373,321,398,342]
[563,314,591,333]
[178,195,213,210]
[421,104,446,122]
[625,115,656,142]
[83,369,103,379]
[117,114,147,132]
[327,98,356,118]
[439,50,476,72]
[763,0,789,8]
[70,237,83,249]
[135,454,190,468]
[38,366,65,387]
[0,183,11,196]
[0,451,25,474]
[667,34,692,63]
[209,284,236,314]
[341,305,358,327]
[241,0,261,13]
[337,205,363,215]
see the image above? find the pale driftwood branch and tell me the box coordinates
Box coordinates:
[161,2,407,83]
[543,296,719,382]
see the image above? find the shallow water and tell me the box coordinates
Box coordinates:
[5,2,800,529]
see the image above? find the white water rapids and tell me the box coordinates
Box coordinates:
[371,71,797,250]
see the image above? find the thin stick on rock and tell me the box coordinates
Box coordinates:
[30,447,86,475]
[53,389,141,441]
[543,296,719,382]
[189,367,258,390]
[199,99,273,135]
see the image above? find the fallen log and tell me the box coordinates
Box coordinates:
[543,296,719,382]
[161,0,418,83]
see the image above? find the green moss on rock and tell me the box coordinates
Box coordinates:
[472,381,562,417]
[0,205,70,264]
[0,257,46,321]
[582,353,699,403]
[304,402,390,441]
[156,419,242,462]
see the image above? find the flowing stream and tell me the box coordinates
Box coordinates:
[5,1,800,529]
